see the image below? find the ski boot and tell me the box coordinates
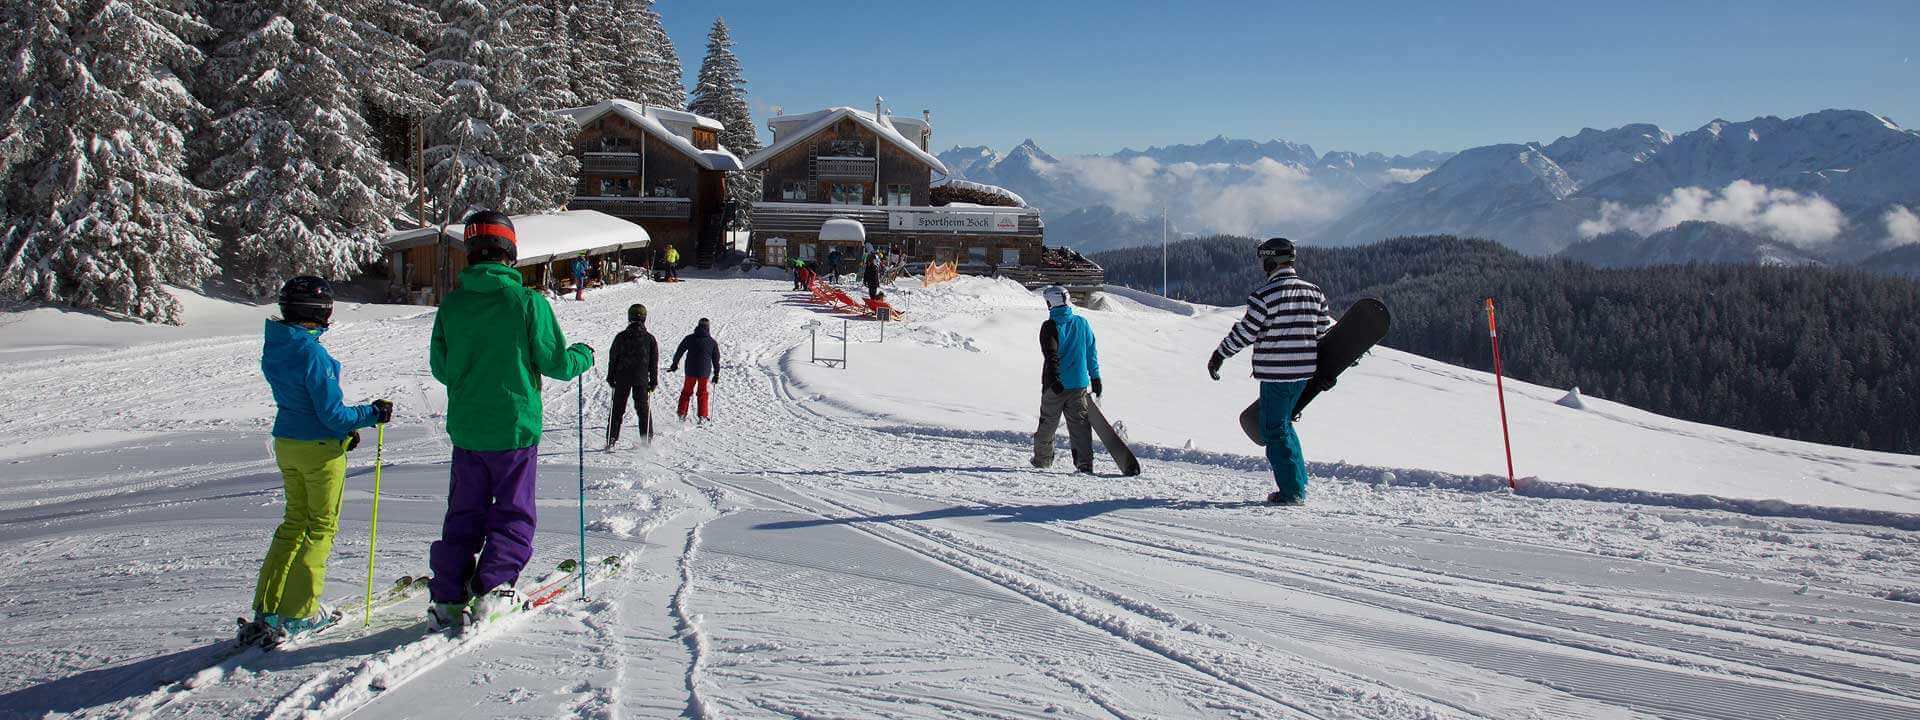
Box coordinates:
[235,612,276,646]
[467,586,521,627]
[427,601,467,633]
[266,605,340,647]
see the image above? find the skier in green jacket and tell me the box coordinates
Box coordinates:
[426,209,595,631]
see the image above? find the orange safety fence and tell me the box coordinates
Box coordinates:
[922,261,959,287]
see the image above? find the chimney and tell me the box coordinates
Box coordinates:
[921,109,933,151]
[875,96,885,120]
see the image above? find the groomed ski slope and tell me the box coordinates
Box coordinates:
[0,274,1916,719]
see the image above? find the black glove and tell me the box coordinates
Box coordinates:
[669,364,679,373]
[1311,375,1337,393]
[371,399,394,424]
[1090,378,1103,398]
[347,430,362,452]
[1207,351,1225,381]
[647,381,657,392]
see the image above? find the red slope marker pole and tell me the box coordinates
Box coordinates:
[1485,298,1517,491]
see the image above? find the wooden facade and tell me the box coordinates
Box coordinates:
[566,109,730,265]
[746,109,1046,274]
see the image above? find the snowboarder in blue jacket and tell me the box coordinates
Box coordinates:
[245,276,393,646]
[1033,285,1102,473]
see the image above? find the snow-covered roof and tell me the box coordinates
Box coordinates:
[745,107,947,175]
[933,177,1029,208]
[557,100,744,172]
[380,210,651,267]
[819,217,866,243]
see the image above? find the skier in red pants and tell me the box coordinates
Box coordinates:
[669,318,720,423]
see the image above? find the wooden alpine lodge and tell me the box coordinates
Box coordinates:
[378,97,1101,304]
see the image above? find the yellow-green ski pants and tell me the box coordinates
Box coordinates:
[253,437,348,619]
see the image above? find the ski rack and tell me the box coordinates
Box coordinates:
[807,319,848,369]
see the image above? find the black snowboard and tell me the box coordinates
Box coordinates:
[1087,399,1142,476]
[1239,298,1391,446]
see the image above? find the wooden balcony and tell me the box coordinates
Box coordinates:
[580,152,640,175]
[569,196,692,221]
[814,156,875,180]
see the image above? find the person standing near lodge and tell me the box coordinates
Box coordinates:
[664,244,681,281]
[863,253,882,300]
[1207,237,1331,505]
[1032,285,1102,474]
[789,255,807,290]
[670,318,721,423]
[571,253,588,301]
[606,303,659,448]
[827,247,843,281]
[242,276,393,646]
[426,210,595,630]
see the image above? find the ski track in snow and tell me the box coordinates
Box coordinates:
[3,276,1918,719]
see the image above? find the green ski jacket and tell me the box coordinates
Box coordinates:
[431,262,594,451]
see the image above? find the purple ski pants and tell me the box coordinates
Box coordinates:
[429,446,539,604]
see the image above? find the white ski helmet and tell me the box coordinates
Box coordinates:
[1041,285,1070,309]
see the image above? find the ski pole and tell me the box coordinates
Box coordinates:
[577,376,587,599]
[365,423,385,627]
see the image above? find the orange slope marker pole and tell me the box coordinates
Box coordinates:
[1485,298,1517,491]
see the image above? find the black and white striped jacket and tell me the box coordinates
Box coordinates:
[1215,268,1331,382]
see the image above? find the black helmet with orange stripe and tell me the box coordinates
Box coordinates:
[463,209,517,265]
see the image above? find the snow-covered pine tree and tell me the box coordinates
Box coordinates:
[566,0,621,103]
[421,0,578,218]
[688,17,761,228]
[196,0,437,297]
[616,0,683,108]
[523,0,580,109]
[0,0,216,323]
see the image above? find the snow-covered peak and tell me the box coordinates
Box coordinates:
[1003,138,1058,167]
[1417,143,1579,202]
[937,145,1003,179]
[1542,123,1673,187]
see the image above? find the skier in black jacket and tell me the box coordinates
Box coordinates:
[670,318,721,422]
[606,304,659,447]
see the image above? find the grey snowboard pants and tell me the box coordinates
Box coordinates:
[1033,387,1093,472]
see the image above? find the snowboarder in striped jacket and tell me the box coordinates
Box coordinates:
[1208,238,1331,505]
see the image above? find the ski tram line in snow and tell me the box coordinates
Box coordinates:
[689,472,1348,719]
[1046,513,1920,705]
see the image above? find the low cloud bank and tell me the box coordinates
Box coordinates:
[1578,180,1847,247]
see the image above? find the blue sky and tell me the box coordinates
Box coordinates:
[662,0,1918,158]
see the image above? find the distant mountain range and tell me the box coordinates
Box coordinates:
[1316,109,1920,266]
[949,109,1920,278]
[937,137,1452,252]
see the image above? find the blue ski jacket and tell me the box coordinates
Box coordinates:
[1046,305,1100,391]
[262,320,379,441]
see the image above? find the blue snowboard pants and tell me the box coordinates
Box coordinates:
[1259,380,1310,501]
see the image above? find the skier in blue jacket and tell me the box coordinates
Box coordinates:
[244,277,393,646]
[1032,285,1102,473]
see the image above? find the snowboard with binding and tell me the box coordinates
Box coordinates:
[1087,399,1142,476]
[1239,298,1391,446]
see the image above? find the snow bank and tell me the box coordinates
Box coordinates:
[0,286,428,364]
[785,286,1920,519]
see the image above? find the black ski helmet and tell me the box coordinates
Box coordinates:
[628,303,647,322]
[463,209,517,264]
[279,276,334,326]
[1258,237,1296,274]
